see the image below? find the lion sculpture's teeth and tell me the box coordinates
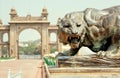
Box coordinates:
[68,35,80,41]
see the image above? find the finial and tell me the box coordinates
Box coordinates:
[43,0,46,8]
[10,7,17,15]
[10,7,18,20]
[41,7,48,20]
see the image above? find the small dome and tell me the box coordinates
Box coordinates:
[10,7,17,15]
[42,7,48,13]
[11,7,16,11]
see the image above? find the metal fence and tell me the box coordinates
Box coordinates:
[19,55,41,59]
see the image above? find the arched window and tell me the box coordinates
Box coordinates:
[50,32,57,43]
[3,33,8,42]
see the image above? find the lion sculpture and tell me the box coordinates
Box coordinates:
[57,5,120,58]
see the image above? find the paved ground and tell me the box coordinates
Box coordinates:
[0,59,45,78]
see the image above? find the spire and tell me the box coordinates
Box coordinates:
[9,7,18,20]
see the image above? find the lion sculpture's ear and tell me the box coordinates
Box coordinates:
[57,18,62,27]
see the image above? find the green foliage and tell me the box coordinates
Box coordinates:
[2,46,9,57]
[43,57,56,66]
[50,46,57,53]
[0,57,15,60]
[19,41,41,55]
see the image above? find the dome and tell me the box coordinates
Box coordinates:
[42,7,48,13]
[10,7,17,15]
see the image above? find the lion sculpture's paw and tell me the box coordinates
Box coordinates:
[97,47,120,59]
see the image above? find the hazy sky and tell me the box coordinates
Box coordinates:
[0,0,120,41]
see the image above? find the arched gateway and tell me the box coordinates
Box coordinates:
[0,7,62,59]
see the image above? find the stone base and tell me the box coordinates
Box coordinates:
[57,55,120,67]
[45,55,120,78]
[47,67,120,78]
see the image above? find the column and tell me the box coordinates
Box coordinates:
[0,32,3,57]
[9,24,17,58]
[8,32,10,57]
[41,23,49,58]
[0,45,2,57]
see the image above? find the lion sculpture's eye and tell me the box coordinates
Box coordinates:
[64,23,71,28]
[64,25,70,28]
[76,24,81,27]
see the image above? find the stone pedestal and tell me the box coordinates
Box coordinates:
[47,68,120,78]
[45,55,120,78]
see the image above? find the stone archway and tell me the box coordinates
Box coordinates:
[9,21,50,59]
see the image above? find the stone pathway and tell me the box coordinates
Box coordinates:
[0,59,45,78]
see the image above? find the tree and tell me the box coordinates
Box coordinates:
[19,41,41,55]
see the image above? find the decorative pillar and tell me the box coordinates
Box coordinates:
[15,31,18,59]
[0,32,3,57]
[41,22,49,58]
[9,24,18,58]
[0,20,3,57]
[0,45,2,57]
[8,32,10,57]
[47,31,50,54]
[9,8,18,59]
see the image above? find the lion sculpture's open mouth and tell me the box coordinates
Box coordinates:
[68,35,80,49]
[66,34,81,48]
[68,35,80,43]
[58,31,81,49]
